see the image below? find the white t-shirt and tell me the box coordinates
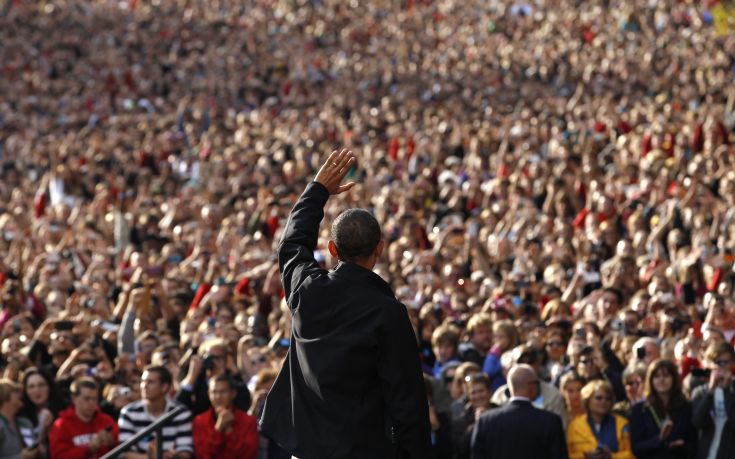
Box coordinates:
[706,388,728,459]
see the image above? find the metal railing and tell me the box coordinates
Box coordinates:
[101,405,188,459]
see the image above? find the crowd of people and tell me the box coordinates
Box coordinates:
[1,0,735,458]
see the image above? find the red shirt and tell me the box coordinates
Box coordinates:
[192,407,259,459]
[49,407,119,459]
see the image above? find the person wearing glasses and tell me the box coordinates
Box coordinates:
[544,330,569,384]
[471,364,567,459]
[629,359,696,459]
[575,346,625,403]
[612,365,646,420]
[691,342,735,459]
[177,338,250,416]
[567,380,633,459]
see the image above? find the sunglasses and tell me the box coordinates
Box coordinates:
[546,341,565,348]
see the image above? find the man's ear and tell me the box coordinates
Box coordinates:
[328,240,340,258]
[374,240,385,260]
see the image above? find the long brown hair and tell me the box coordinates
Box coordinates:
[644,359,686,419]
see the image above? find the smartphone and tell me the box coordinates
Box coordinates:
[691,368,711,378]
[55,320,74,331]
[636,346,646,360]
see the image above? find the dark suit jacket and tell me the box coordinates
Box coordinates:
[691,382,735,459]
[260,182,431,459]
[471,399,568,459]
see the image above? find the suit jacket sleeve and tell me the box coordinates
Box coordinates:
[278,181,330,305]
[377,301,432,459]
[470,416,488,459]
[548,414,569,459]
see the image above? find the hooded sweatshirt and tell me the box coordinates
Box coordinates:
[49,407,119,459]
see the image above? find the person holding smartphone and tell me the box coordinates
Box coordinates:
[48,377,118,459]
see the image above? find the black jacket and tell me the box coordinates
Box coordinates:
[691,382,735,459]
[629,399,697,459]
[260,182,431,459]
[471,399,568,459]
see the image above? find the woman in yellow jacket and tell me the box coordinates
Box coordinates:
[567,379,635,459]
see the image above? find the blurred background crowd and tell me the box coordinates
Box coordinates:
[1,0,735,458]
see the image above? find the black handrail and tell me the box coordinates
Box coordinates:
[101,405,188,459]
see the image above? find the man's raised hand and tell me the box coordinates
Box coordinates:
[314,149,356,195]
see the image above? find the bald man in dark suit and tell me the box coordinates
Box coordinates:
[471,364,568,459]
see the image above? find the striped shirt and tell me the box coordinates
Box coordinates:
[118,399,193,453]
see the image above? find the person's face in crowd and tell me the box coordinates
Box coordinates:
[640,342,661,366]
[73,387,99,422]
[468,381,491,410]
[434,342,456,364]
[208,380,235,411]
[599,291,620,319]
[207,345,228,376]
[651,368,674,397]
[562,380,583,411]
[493,329,510,351]
[577,353,599,379]
[706,351,734,381]
[624,374,643,403]
[106,385,132,410]
[141,370,168,402]
[139,338,158,359]
[588,388,613,418]
[25,373,50,408]
[545,337,566,361]
[216,308,234,325]
[248,349,269,375]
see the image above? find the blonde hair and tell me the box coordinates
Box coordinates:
[541,299,570,322]
[493,320,520,351]
[581,380,614,410]
[0,379,21,405]
[467,313,492,336]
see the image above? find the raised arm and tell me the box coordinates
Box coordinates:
[277,149,356,302]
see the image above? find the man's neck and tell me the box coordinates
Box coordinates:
[147,398,167,416]
[76,409,93,424]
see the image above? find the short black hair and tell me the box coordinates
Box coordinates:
[330,208,381,262]
[143,365,173,387]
